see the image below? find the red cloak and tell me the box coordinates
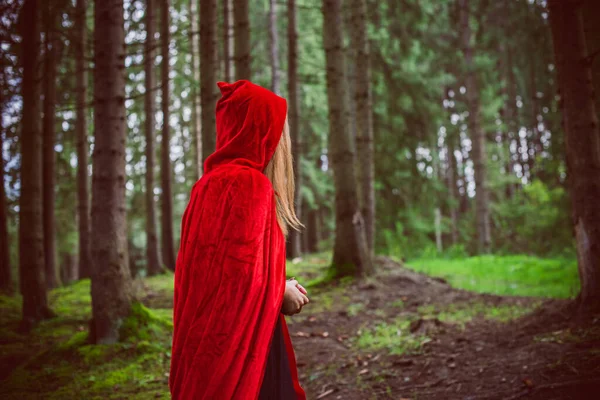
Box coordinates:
[169,80,306,400]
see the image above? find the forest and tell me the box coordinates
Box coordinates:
[0,0,599,398]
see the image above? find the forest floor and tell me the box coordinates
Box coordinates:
[0,254,599,399]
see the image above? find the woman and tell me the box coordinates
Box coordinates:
[170,80,308,400]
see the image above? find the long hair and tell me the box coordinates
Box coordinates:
[264,116,303,236]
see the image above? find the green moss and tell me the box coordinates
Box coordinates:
[348,302,366,317]
[119,301,173,342]
[49,280,92,319]
[60,331,89,350]
[144,271,175,293]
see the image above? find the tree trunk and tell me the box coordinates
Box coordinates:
[322,0,372,277]
[234,0,250,80]
[0,121,11,292]
[200,0,217,162]
[459,0,491,253]
[306,208,319,253]
[223,0,233,81]
[528,53,540,179]
[582,0,600,123]
[42,1,58,289]
[269,0,280,94]
[447,140,460,245]
[548,0,600,313]
[349,0,375,254]
[160,0,175,271]
[504,44,518,198]
[19,0,52,330]
[145,0,163,276]
[91,0,132,344]
[445,87,460,246]
[189,0,202,179]
[75,0,91,280]
[287,0,302,258]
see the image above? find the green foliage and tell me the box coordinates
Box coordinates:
[406,255,579,298]
[491,180,573,255]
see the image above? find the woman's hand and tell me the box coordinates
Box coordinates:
[282,279,309,316]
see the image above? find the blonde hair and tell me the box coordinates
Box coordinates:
[264,117,303,236]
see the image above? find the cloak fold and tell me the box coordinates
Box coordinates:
[170,80,306,400]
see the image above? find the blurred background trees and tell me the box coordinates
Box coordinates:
[1,0,599,332]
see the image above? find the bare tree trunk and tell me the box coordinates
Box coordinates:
[447,137,460,245]
[19,0,52,330]
[42,1,59,289]
[200,0,217,162]
[349,0,375,254]
[222,0,233,81]
[459,0,491,253]
[269,0,280,94]
[189,0,202,179]
[234,0,250,80]
[75,0,91,280]
[145,0,163,276]
[504,44,518,198]
[549,0,600,313]
[582,0,600,130]
[528,53,540,179]
[0,121,11,292]
[91,0,132,344]
[160,0,175,271]
[306,208,319,253]
[445,86,460,245]
[322,0,372,277]
[287,0,302,258]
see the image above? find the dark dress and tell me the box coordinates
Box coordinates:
[258,317,298,399]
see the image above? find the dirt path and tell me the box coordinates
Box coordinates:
[286,257,600,400]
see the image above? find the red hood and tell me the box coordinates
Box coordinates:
[203,80,288,174]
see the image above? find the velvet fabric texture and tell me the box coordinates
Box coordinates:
[169,80,306,400]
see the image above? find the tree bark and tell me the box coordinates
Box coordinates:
[269,0,280,94]
[287,0,302,258]
[528,52,540,179]
[42,0,59,289]
[91,0,132,344]
[160,0,176,271]
[223,0,233,81]
[234,0,251,80]
[548,0,600,313]
[75,0,91,280]
[0,120,11,292]
[306,208,319,253]
[445,92,460,245]
[19,0,52,330]
[349,0,375,254]
[322,0,372,277]
[582,0,600,122]
[459,0,491,253]
[145,0,163,276]
[189,0,202,179]
[504,44,518,198]
[200,0,217,162]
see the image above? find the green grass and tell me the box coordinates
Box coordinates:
[356,319,429,355]
[406,255,579,298]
